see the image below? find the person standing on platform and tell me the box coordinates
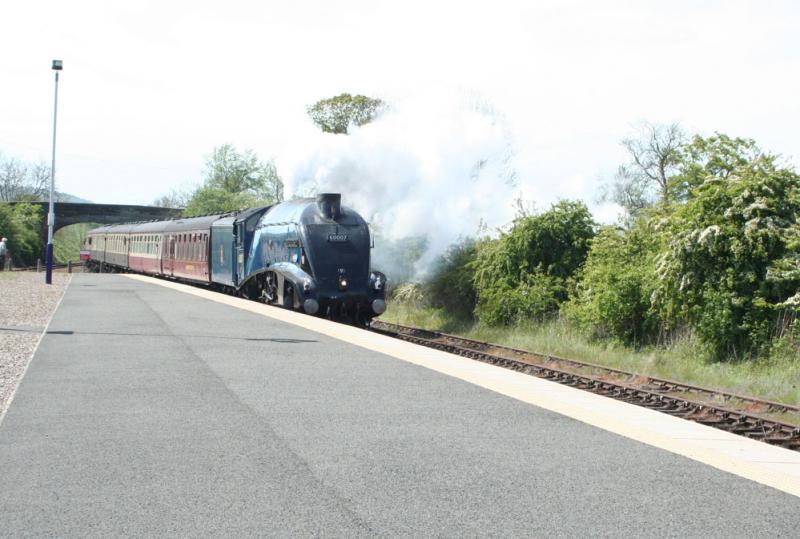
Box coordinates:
[0,237,7,271]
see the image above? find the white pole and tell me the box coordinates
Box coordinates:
[46,61,61,284]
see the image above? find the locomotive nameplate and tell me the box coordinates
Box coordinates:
[328,234,348,243]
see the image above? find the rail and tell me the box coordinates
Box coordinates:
[9,260,85,273]
[370,320,800,451]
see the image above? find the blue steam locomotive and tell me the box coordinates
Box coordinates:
[84,193,387,323]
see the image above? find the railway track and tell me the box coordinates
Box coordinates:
[10,261,84,272]
[370,320,800,451]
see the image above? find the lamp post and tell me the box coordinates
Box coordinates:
[45,59,62,285]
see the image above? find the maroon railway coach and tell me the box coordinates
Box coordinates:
[84,214,223,283]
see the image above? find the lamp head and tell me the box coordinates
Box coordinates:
[52,60,63,71]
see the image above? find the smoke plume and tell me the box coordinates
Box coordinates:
[280,90,520,282]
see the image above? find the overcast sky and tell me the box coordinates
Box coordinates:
[1,0,798,215]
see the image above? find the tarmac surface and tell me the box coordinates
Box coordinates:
[0,273,798,537]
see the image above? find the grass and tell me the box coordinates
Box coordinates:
[381,299,800,407]
[53,223,99,263]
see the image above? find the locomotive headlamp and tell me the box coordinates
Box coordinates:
[338,276,348,290]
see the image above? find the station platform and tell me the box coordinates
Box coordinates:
[0,273,798,536]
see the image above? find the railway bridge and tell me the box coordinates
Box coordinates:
[6,201,182,242]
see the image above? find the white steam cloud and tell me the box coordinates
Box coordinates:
[279,90,522,281]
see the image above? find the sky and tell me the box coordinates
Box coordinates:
[1,0,799,228]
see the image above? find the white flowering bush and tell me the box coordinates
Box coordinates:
[653,156,800,359]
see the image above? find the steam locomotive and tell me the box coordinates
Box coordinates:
[82,193,387,324]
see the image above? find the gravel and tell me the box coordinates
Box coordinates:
[0,272,70,419]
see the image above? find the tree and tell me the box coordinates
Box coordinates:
[669,134,763,201]
[182,144,284,217]
[603,122,685,215]
[0,202,43,266]
[0,152,61,202]
[152,189,190,209]
[183,188,260,217]
[652,151,800,360]
[564,220,661,345]
[0,154,51,202]
[307,93,385,134]
[472,200,596,324]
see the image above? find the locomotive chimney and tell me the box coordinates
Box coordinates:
[316,193,342,220]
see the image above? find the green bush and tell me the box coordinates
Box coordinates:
[475,272,566,325]
[653,155,800,360]
[564,220,660,344]
[473,200,595,324]
[427,238,480,318]
[0,202,43,266]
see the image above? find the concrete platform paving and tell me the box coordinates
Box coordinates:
[0,273,798,537]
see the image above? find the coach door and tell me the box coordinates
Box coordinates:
[165,235,176,276]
